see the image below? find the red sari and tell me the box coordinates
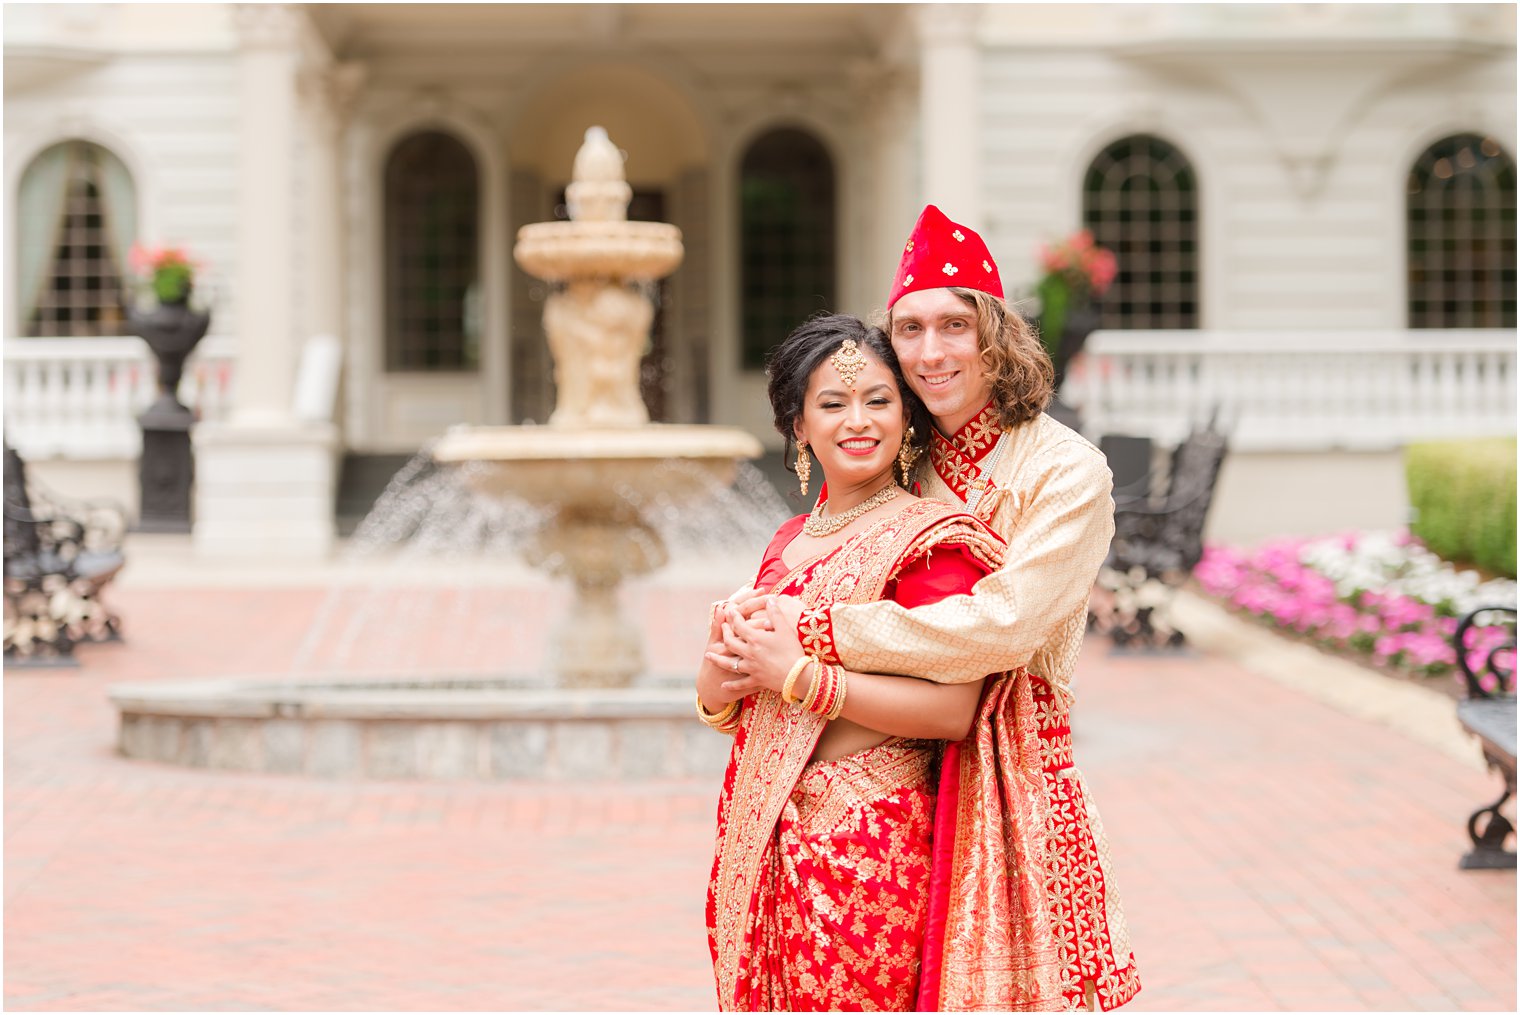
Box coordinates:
[706,500,1062,1012]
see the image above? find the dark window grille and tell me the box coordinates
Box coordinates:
[26,146,128,337]
[1407,134,1517,329]
[384,130,480,371]
[740,128,836,370]
[1082,135,1199,330]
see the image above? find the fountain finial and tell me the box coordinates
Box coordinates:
[567,126,632,223]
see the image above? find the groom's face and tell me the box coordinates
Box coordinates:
[888,287,994,436]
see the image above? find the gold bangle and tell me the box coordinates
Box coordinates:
[806,662,836,718]
[696,694,741,732]
[826,667,848,721]
[801,656,824,713]
[782,656,812,704]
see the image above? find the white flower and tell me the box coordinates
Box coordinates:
[952,229,965,242]
[903,274,914,286]
[905,240,914,252]
[942,262,959,276]
[983,260,993,272]
[1298,531,1516,613]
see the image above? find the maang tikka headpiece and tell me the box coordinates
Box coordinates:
[830,339,868,390]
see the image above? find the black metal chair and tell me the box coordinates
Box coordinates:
[1089,417,1229,649]
[3,443,128,666]
[1099,433,1155,501]
[1453,605,1517,869]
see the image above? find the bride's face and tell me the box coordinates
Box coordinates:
[794,349,906,493]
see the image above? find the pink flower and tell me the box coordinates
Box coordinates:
[128,242,158,275]
[1038,231,1118,296]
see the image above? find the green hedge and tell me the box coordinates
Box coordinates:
[1406,437,1517,578]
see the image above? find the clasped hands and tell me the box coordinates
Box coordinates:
[701,586,807,699]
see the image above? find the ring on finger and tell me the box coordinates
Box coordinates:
[732,660,740,672]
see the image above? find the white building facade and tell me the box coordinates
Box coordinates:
[4,3,1516,555]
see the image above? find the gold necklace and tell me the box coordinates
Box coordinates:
[802,484,901,537]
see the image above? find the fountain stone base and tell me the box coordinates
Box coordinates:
[109,678,730,780]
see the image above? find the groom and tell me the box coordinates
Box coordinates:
[723,204,1140,1010]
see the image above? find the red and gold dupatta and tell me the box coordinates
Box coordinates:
[917,670,1066,1010]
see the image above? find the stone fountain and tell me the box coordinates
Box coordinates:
[107,127,767,780]
[431,127,762,687]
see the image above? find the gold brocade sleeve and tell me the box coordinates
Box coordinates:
[827,437,1115,689]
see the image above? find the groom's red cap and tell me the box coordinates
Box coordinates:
[887,205,1003,309]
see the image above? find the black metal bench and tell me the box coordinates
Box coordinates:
[1088,419,1229,649]
[3,443,128,667]
[1453,605,1517,869]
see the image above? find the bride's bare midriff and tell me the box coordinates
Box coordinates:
[811,717,889,763]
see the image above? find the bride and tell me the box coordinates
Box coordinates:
[696,314,1060,1012]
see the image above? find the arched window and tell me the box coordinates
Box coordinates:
[1082,135,1199,330]
[739,128,836,369]
[19,140,136,337]
[384,130,480,371]
[1407,134,1516,328]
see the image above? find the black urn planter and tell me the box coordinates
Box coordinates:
[128,299,211,417]
[127,299,211,533]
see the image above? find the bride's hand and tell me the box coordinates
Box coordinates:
[708,595,807,696]
[726,585,773,627]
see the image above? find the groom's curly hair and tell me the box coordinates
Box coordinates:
[765,313,932,498]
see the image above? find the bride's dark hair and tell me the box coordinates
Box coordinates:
[765,313,932,493]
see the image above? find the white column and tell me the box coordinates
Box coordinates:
[299,62,364,346]
[192,4,338,560]
[913,3,983,228]
[857,61,921,305]
[231,2,300,425]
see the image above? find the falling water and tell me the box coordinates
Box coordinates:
[346,444,789,562]
[287,448,790,681]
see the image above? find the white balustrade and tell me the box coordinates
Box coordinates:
[1066,329,1517,451]
[3,335,236,459]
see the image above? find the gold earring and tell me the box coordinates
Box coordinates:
[797,441,811,497]
[897,427,918,487]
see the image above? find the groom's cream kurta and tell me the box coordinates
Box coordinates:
[798,405,1142,1011]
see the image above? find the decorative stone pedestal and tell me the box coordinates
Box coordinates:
[191,421,339,559]
[137,406,195,533]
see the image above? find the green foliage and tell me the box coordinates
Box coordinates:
[1034,275,1069,361]
[151,260,194,303]
[1406,437,1517,578]
[130,244,196,304]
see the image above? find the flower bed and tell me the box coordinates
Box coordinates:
[1195,531,1516,692]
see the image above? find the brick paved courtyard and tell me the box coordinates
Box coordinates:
[4,551,1515,1011]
